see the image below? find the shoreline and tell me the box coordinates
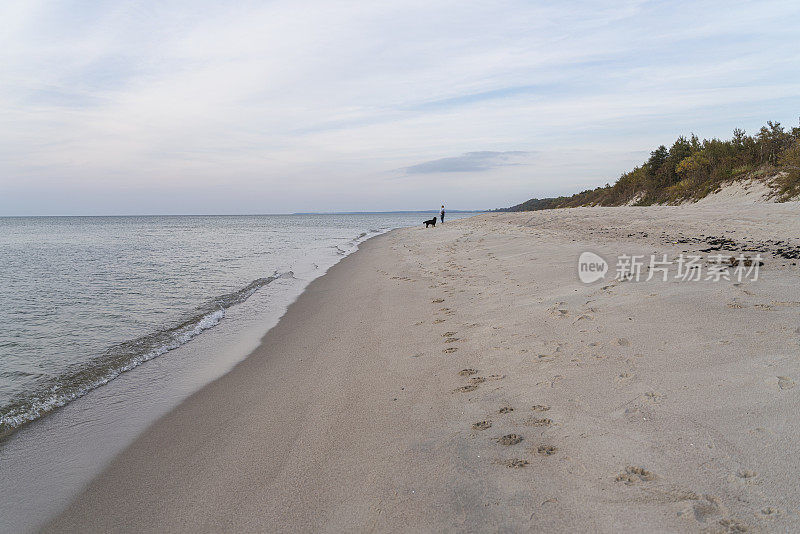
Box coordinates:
[0,222,389,443]
[1,221,414,534]
[47,205,800,532]
[45,229,442,531]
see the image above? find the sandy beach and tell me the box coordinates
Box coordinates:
[46,203,800,533]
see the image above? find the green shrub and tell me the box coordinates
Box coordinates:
[504,119,800,211]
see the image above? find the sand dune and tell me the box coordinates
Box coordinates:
[47,203,800,532]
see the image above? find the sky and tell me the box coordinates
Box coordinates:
[1,0,799,215]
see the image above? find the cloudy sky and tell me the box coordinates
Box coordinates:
[1,0,798,215]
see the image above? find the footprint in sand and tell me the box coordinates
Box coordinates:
[616,338,630,347]
[504,459,529,468]
[536,445,557,456]
[759,507,782,519]
[748,427,773,439]
[454,384,477,393]
[542,375,564,389]
[525,417,553,427]
[616,372,634,383]
[777,376,796,390]
[734,469,758,481]
[497,434,524,446]
[433,318,446,324]
[469,377,486,385]
[678,494,722,523]
[442,331,457,338]
[716,518,750,533]
[532,404,550,412]
[444,338,460,343]
[432,298,445,303]
[615,466,655,484]
[472,420,492,431]
[499,406,514,414]
[644,391,665,403]
[458,369,477,376]
[443,347,458,354]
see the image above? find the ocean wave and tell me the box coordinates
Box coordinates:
[331,231,373,255]
[0,272,292,438]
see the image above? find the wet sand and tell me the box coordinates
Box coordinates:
[47,203,800,532]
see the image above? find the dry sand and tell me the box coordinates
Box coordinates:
[46,203,800,533]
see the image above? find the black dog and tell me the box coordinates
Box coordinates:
[423,217,437,228]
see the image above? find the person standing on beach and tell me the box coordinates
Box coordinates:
[440,205,445,223]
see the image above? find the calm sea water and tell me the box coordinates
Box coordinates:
[0,213,474,438]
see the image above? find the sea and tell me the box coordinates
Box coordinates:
[0,212,476,533]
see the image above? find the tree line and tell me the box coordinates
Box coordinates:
[503,119,800,211]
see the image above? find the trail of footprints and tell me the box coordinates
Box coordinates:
[430,238,564,474]
[453,367,558,470]
[426,235,772,532]
[436,251,584,472]
[536,301,758,530]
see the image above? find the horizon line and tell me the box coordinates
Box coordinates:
[0,210,487,218]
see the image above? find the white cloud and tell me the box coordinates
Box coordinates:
[1,0,799,214]
[403,151,531,174]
